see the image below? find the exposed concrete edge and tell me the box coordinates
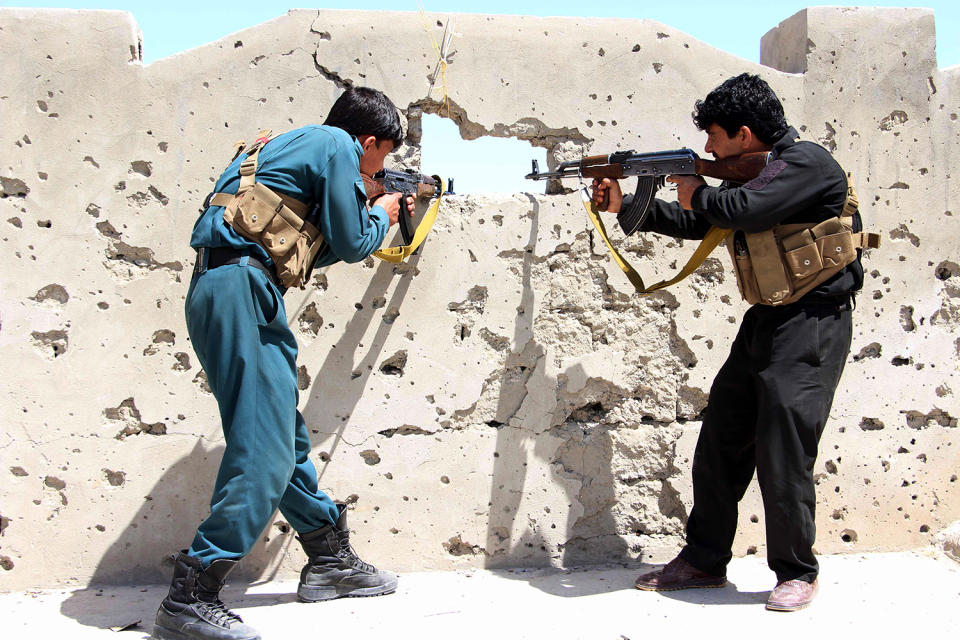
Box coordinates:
[1,7,143,65]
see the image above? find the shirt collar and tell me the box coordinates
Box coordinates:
[772,126,800,154]
[350,135,364,159]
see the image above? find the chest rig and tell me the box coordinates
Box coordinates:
[206,130,327,290]
[726,174,881,305]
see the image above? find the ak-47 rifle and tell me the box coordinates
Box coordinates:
[525,148,770,234]
[524,147,772,295]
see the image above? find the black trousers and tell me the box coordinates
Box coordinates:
[679,300,852,583]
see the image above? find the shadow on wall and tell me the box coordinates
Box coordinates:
[299,238,420,483]
[483,193,548,569]
[58,441,297,630]
[482,195,630,588]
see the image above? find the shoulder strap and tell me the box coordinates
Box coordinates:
[237,129,274,195]
[841,172,859,218]
[838,171,881,249]
[206,128,310,216]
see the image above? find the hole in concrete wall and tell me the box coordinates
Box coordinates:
[419,113,546,196]
[360,450,381,465]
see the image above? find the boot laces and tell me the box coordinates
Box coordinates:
[196,598,244,627]
[335,529,377,574]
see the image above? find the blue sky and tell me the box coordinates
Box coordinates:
[6,1,957,193]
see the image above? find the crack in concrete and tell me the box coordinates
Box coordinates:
[311,40,353,90]
[311,61,353,89]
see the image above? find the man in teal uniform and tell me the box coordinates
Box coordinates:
[153,87,413,640]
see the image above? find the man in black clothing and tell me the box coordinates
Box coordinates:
[592,73,865,611]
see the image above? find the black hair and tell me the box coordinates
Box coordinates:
[692,73,788,145]
[323,86,403,148]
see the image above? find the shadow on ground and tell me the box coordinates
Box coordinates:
[57,441,297,632]
[58,224,431,633]
[495,563,768,605]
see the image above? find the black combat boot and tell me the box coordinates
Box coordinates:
[153,551,260,640]
[297,504,398,602]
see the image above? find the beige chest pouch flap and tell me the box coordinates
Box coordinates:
[208,130,326,290]
[728,174,881,305]
[744,229,792,304]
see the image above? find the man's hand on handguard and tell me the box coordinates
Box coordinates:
[666,174,706,211]
[376,193,417,226]
[591,177,623,213]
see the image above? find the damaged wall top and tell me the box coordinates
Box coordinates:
[0,7,957,590]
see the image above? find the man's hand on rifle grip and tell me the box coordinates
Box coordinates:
[665,174,706,211]
[377,193,417,226]
[591,178,623,214]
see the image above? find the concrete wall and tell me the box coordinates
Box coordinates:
[0,7,957,590]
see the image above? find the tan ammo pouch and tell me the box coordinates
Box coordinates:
[727,176,881,305]
[210,130,326,290]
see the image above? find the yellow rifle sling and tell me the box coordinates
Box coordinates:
[581,188,650,291]
[580,187,731,295]
[644,226,732,292]
[373,178,444,264]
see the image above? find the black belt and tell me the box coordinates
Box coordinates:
[193,247,284,291]
[798,295,855,312]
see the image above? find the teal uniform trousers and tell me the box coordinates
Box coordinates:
[184,258,338,566]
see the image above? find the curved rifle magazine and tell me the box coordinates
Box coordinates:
[617,176,658,236]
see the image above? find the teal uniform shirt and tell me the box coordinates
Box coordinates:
[190,124,389,268]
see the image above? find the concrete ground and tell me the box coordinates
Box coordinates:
[3,551,958,639]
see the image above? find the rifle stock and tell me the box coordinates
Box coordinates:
[694,152,771,183]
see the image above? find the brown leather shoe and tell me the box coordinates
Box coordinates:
[635,556,726,591]
[766,578,818,611]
